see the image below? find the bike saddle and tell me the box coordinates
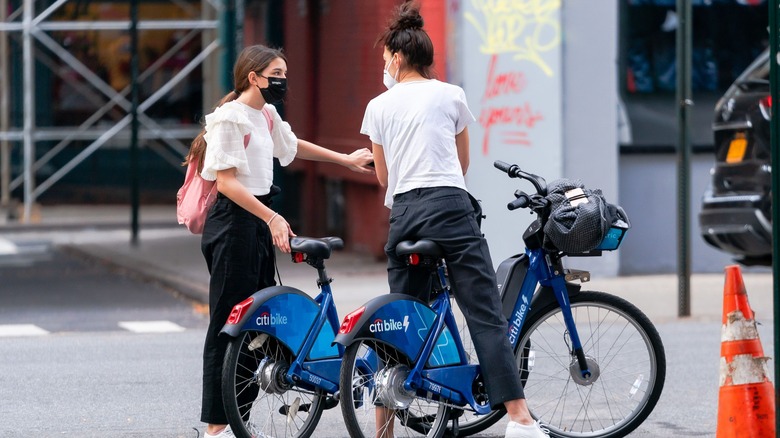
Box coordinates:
[396,239,443,258]
[290,236,344,259]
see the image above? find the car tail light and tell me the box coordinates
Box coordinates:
[760,96,772,120]
[338,306,366,334]
[226,297,254,324]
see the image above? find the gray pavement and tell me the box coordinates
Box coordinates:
[2,204,778,437]
[1,204,773,325]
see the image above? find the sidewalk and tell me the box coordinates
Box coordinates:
[1,204,774,324]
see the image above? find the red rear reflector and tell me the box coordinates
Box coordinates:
[409,253,420,266]
[292,252,305,263]
[338,306,366,334]
[226,297,254,325]
[760,96,773,120]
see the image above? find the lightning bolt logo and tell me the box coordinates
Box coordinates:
[403,315,410,333]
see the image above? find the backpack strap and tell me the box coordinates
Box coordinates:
[242,107,274,147]
[261,107,274,131]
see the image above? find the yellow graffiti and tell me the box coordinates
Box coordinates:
[465,0,561,76]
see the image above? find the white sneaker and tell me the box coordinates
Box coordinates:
[204,425,236,438]
[505,420,549,438]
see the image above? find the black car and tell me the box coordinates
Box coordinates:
[699,49,771,266]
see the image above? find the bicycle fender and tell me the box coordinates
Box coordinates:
[219,286,339,359]
[531,281,582,310]
[333,293,439,363]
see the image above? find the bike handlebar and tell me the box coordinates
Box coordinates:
[493,160,548,196]
[507,192,530,211]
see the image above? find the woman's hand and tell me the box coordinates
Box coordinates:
[268,214,296,253]
[344,148,375,174]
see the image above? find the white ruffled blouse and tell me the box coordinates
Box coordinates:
[201,100,298,196]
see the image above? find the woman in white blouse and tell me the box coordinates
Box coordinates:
[184,45,373,438]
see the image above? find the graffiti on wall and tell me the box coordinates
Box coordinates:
[465,0,561,154]
[478,54,544,154]
[465,0,561,76]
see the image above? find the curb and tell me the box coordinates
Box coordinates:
[61,244,210,305]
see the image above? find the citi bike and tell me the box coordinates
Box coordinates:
[334,161,666,438]
[219,236,349,438]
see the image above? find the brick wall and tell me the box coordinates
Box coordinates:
[279,0,447,258]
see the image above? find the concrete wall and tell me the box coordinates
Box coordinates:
[453,0,564,268]
[559,0,620,277]
[618,153,768,275]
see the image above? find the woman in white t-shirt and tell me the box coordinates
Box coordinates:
[184,45,373,438]
[360,3,547,438]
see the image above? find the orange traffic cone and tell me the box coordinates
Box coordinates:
[716,265,775,437]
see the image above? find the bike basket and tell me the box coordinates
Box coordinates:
[543,179,631,253]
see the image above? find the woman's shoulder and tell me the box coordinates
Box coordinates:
[430,79,465,94]
[204,100,253,129]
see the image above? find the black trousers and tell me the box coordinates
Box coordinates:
[385,186,525,408]
[199,193,276,424]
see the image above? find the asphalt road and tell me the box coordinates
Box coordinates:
[0,247,774,437]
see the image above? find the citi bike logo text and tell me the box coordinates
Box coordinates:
[508,295,529,344]
[369,315,410,334]
[256,311,288,326]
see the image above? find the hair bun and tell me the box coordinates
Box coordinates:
[390,2,424,31]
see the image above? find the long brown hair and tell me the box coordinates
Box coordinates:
[184,45,287,171]
[378,1,434,79]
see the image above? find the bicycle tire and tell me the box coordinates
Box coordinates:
[339,339,452,438]
[222,331,325,438]
[518,291,666,438]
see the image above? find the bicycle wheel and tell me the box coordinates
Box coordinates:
[222,331,325,438]
[518,291,666,438]
[340,339,452,438]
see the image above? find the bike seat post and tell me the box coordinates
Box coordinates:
[312,260,332,288]
[435,259,449,292]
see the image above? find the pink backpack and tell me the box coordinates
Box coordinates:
[177,107,273,234]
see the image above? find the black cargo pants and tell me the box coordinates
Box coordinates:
[385,186,525,408]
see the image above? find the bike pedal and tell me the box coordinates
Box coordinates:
[564,269,590,283]
[322,396,339,410]
[278,403,310,415]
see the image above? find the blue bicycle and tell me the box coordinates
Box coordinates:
[334,161,666,438]
[219,236,347,438]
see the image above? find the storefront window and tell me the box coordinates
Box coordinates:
[620,0,768,147]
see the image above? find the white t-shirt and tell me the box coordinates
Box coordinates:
[361,79,475,208]
[201,101,298,196]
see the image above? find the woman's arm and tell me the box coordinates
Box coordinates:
[215,168,295,253]
[296,139,374,174]
[456,127,470,175]
[372,143,388,188]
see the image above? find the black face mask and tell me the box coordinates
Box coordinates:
[257,75,287,104]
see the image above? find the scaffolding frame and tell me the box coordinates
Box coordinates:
[0,0,225,221]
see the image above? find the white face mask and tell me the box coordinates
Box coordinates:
[383,58,398,90]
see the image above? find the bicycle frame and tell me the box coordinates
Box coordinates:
[335,244,593,416]
[504,247,591,380]
[220,278,346,395]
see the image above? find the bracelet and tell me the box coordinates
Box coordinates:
[267,212,280,226]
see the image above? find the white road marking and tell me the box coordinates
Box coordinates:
[118,320,186,333]
[0,324,49,337]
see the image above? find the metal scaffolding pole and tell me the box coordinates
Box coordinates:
[22,0,35,223]
[0,0,9,208]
